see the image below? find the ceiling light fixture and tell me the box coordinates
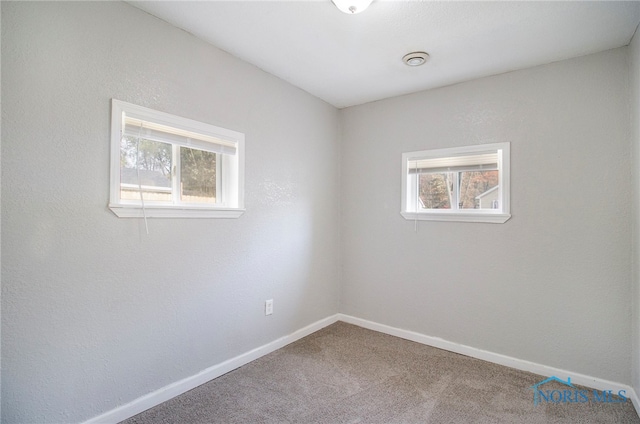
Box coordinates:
[403,52,430,67]
[332,0,373,14]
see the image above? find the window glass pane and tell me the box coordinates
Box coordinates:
[459,170,499,209]
[120,136,172,201]
[180,147,216,204]
[419,173,453,209]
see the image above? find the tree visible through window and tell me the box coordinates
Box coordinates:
[180,147,216,203]
[120,137,172,201]
[119,137,217,204]
[418,170,498,210]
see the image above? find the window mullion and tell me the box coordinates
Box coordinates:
[448,172,458,210]
[216,153,222,205]
[455,172,461,210]
[172,145,180,205]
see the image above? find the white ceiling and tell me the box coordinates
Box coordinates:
[128,1,640,109]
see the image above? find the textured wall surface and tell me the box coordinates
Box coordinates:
[340,48,632,384]
[631,27,640,397]
[1,2,341,422]
[2,2,637,423]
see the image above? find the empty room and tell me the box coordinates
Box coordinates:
[4,0,640,422]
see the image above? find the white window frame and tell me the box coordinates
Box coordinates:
[401,142,511,224]
[109,99,245,218]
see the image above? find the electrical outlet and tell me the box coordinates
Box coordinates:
[265,299,273,316]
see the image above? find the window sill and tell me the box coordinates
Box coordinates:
[401,211,511,224]
[109,204,245,219]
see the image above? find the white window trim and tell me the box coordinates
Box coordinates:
[109,99,245,219]
[401,142,511,224]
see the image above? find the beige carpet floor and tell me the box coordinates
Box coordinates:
[121,322,640,423]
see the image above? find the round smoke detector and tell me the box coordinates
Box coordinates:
[403,51,430,67]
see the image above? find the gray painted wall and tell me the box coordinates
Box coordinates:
[631,26,640,397]
[3,2,638,423]
[1,2,341,422]
[340,48,632,384]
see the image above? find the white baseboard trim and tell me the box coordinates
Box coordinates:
[83,314,339,424]
[338,313,638,413]
[85,313,639,423]
[630,387,640,416]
